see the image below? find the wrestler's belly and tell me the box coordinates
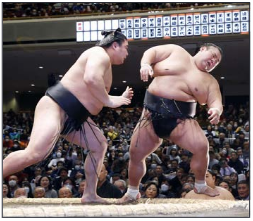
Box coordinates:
[148,78,196,102]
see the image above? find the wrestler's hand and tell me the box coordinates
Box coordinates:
[108,96,131,108]
[122,86,134,100]
[140,64,153,82]
[208,108,221,124]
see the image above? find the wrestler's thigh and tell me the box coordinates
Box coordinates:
[130,117,162,160]
[27,96,65,152]
[64,117,106,149]
[169,119,208,153]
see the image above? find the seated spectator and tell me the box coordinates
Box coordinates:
[114,179,127,195]
[214,132,229,149]
[235,180,249,200]
[204,125,216,138]
[159,180,176,198]
[14,188,27,198]
[59,186,73,198]
[62,177,78,197]
[208,151,219,169]
[219,159,236,176]
[219,181,233,193]
[50,160,65,179]
[21,179,33,198]
[107,126,118,141]
[53,167,69,191]
[178,151,191,174]
[154,165,167,188]
[38,175,58,198]
[229,172,239,198]
[119,168,128,184]
[97,164,123,198]
[168,167,186,198]
[141,181,166,199]
[180,182,194,198]
[236,147,248,169]
[3,184,10,198]
[165,159,179,174]
[9,128,20,141]
[185,170,235,200]
[111,151,127,174]
[34,186,46,198]
[186,174,195,185]
[7,175,20,198]
[70,160,85,185]
[228,152,244,175]
[47,150,65,170]
[74,179,86,198]
[3,135,14,148]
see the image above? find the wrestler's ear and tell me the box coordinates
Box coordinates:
[200,46,207,52]
[112,41,119,49]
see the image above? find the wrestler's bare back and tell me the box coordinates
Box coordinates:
[60,46,112,115]
[148,45,215,105]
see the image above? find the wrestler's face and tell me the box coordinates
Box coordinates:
[113,40,129,65]
[200,46,221,72]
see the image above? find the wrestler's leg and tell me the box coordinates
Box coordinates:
[117,110,162,203]
[169,119,219,197]
[63,117,108,204]
[3,96,65,178]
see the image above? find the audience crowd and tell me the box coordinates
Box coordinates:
[3,2,236,19]
[3,100,249,201]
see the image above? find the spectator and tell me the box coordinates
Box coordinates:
[14,188,27,198]
[168,167,186,198]
[38,175,58,198]
[219,181,232,193]
[7,175,20,198]
[59,186,73,198]
[21,180,33,198]
[47,149,65,170]
[180,182,194,198]
[74,179,86,198]
[70,160,85,185]
[168,146,181,163]
[114,179,127,194]
[62,177,78,197]
[208,151,219,169]
[3,135,14,148]
[229,172,239,198]
[204,125,216,138]
[236,147,248,169]
[141,181,166,199]
[154,165,167,188]
[219,159,236,176]
[34,186,46,198]
[53,167,69,191]
[97,164,123,198]
[3,184,10,198]
[235,180,249,200]
[228,152,244,174]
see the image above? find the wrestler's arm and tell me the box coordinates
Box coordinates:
[84,53,131,108]
[140,44,177,81]
[206,77,223,124]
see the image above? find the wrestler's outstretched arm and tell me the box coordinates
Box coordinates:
[84,51,131,108]
[206,77,223,125]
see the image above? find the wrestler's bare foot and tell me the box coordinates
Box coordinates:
[116,192,141,204]
[81,194,109,204]
[194,185,220,197]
